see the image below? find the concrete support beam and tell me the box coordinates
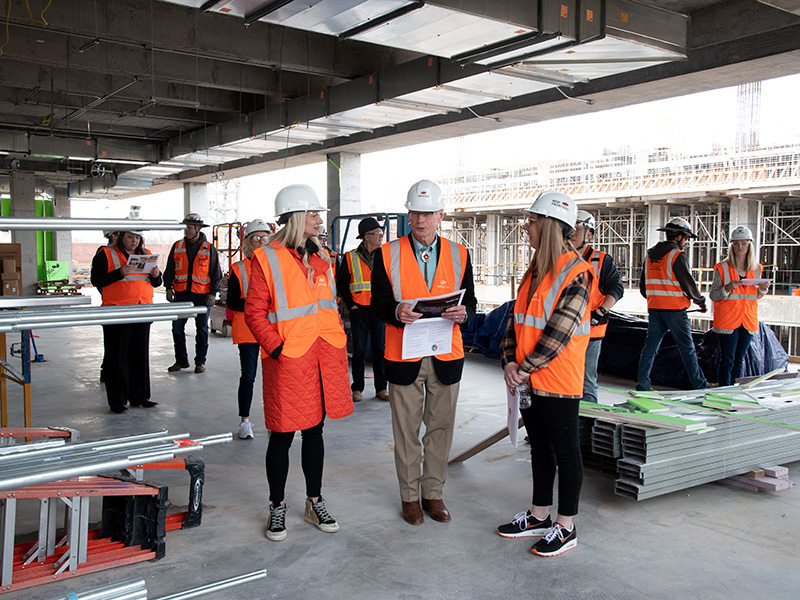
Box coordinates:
[53,185,72,281]
[326,153,361,226]
[183,183,209,225]
[729,195,761,248]
[486,214,501,287]
[646,205,668,251]
[9,172,38,295]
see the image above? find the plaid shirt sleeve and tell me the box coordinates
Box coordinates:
[500,271,590,375]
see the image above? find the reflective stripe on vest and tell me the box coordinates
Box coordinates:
[585,248,609,339]
[231,259,257,345]
[383,235,467,363]
[347,249,372,305]
[513,252,592,396]
[173,239,212,293]
[645,249,691,310]
[101,246,154,306]
[713,262,761,332]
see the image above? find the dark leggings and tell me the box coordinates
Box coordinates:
[521,394,582,517]
[265,420,324,505]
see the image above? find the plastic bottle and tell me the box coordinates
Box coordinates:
[517,382,531,410]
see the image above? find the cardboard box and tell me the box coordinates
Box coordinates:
[2,259,17,273]
[2,281,20,296]
[0,244,21,268]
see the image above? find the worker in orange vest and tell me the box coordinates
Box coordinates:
[709,226,769,385]
[335,216,388,402]
[227,219,271,439]
[371,180,477,526]
[496,191,591,557]
[570,210,624,402]
[164,213,222,374]
[637,217,709,391]
[90,227,162,414]
[245,184,352,543]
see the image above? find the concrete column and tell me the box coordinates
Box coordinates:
[183,182,209,223]
[326,152,361,229]
[486,214,500,286]
[645,204,668,250]
[54,185,72,281]
[729,195,760,244]
[9,171,37,295]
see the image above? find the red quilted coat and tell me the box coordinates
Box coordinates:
[245,246,353,433]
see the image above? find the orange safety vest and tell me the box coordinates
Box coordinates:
[172,239,212,294]
[382,235,468,363]
[712,262,762,332]
[230,258,257,345]
[251,242,345,358]
[514,252,592,397]
[101,246,154,306]
[346,249,373,306]
[584,247,609,339]
[644,249,691,310]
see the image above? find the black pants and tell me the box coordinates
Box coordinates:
[265,420,325,505]
[521,395,583,517]
[102,322,152,409]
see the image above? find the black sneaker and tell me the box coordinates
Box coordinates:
[531,523,577,557]
[266,501,287,542]
[497,510,552,538]
[304,497,339,533]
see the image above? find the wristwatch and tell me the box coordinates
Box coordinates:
[596,306,609,317]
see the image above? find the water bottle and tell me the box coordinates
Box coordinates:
[517,382,532,410]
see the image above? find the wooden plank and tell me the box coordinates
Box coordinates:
[449,417,524,463]
[722,474,792,491]
[761,465,790,479]
[627,397,669,413]
[579,403,710,432]
[740,368,785,390]
[651,397,800,432]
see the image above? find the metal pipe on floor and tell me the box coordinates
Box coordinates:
[47,578,147,600]
[151,569,267,600]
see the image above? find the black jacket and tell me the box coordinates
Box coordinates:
[370,235,477,386]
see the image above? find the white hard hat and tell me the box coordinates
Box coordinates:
[274,184,327,217]
[406,180,444,212]
[318,226,328,238]
[245,219,270,238]
[575,210,596,232]
[103,230,117,239]
[658,217,696,238]
[730,225,753,241]
[524,190,577,229]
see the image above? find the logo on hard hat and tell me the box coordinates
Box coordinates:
[420,191,428,196]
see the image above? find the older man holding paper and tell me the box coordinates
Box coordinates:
[371,179,477,526]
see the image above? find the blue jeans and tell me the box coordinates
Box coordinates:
[349,307,387,394]
[717,326,753,387]
[582,338,602,403]
[636,309,709,391]
[237,342,260,417]
[172,292,210,366]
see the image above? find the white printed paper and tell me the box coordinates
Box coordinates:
[401,317,454,359]
[126,254,160,274]
[738,278,772,286]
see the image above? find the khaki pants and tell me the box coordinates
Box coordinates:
[388,357,460,502]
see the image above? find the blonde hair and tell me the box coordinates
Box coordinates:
[724,240,757,273]
[270,212,331,284]
[523,217,577,301]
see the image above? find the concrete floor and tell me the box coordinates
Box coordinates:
[3,320,800,600]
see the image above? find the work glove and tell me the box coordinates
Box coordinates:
[269,343,284,360]
[166,288,174,303]
[697,297,708,313]
[590,309,609,327]
[205,294,216,307]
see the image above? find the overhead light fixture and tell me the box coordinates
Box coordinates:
[379,99,459,115]
[150,96,200,109]
[78,38,100,53]
[492,66,587,88]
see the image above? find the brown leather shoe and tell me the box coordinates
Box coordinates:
[401,501,424,525]
[421,498,451,522]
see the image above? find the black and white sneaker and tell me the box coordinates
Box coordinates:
[266,501,287,542]
[497,510,552,538]
[305,497,340,533]
[531,523,577,556]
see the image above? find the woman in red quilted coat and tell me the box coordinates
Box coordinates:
[245,184,353,542]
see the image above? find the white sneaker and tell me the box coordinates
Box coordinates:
[238,420,254,439]
[304,497,340,533]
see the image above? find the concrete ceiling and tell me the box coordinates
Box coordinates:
[1,0,799,198]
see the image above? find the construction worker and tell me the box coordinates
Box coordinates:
[370,180,477,526]
[244,184,352,543]
[90,227,162,413]
[496,191,591,557]
[637,217,709,391]
[335,216,388,402]
[164,213,222,374]
[710,226,769,386]
[570,210,624,403]
[227,219,271,439]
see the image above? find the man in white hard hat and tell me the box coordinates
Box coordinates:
[371,179,477,526]
[570,210,624,402]
[336,217,388,402]
[637,217,709,391]
[164,213,222,374]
